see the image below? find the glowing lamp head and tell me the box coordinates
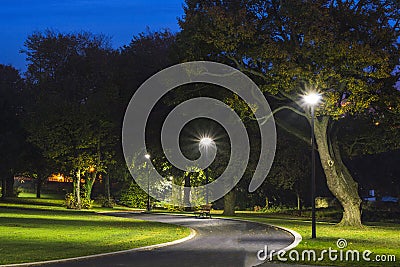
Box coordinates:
[144,154,151,159]
[302,92,322,106]
[199,137,213,147]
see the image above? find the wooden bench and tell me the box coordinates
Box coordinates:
[194,204,212,219]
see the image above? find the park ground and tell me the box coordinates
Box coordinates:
[0,195,190,265]
[0,195,399,266]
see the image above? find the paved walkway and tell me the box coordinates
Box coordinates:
[36,213,296,267]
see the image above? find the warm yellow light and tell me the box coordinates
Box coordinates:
[302,92,322,106]
[89,167,95,173]
[374,121,380,126]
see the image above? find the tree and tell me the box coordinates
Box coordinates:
[178,0,400,226]
[268,130,311,211]
[22,30,118,208]
[0,65,25,198]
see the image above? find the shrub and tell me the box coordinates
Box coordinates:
[119,182,148,209]
[13,186,23,197]
[65,193,76,209]
[95,195,115,208]
[253,205,262,212]
[64,193,93,209]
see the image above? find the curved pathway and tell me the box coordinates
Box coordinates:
[37,213,296,267]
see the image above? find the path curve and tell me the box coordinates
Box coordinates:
[24,213,299,267]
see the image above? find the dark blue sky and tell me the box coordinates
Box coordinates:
[0,0,185,72]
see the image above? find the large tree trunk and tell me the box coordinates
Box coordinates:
[223,189,236,216]
[314,117,362,227]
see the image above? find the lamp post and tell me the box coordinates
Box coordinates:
[199,137,214,204]
[144,153,151,212]
[302,92,322,239]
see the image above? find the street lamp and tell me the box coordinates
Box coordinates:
[144,153,151,212]
[302,91,322,239]
[199,137,214,204]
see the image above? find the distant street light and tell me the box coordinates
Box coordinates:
[144,153,151,212]
[302,91,322,239]
[199,137,214,204]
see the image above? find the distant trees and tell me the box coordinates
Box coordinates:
[18,29,177,209]
[22,31,119,208]
[0,65,25,198]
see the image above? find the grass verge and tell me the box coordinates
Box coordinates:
[221,212,399,266]
[0,199,190,265]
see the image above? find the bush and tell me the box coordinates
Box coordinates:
[81,198,93,209]
[65,193,76,209]
[156,201,184,211]
[260,205,286,213]
[64,193,93,209]
[119,182,148,209]
[95,195,115,208]
[253,205,262,212]
[13,186,23,197]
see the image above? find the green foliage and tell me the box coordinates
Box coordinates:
[0,65,27,197]
[65,192,93,209]
[178,0,400,226]
[95,195,115,208]
[22,30,120,205]
[80,197,94,209]
[119,182,148,209]
[64,193,76,209]
[179,0,399,118]
[259,205,288,213]
[13,186,23,197]
[156,201,184,212]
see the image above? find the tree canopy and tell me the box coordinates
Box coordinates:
[178,0,400,226]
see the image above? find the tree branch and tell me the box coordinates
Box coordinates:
[258,105,308,125]
[276,119,310,145]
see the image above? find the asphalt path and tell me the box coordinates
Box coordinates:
[39,213,295,267]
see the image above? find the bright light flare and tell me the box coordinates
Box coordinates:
[144,154,151,159]
[302,92,322,106]
[199,137,214,147]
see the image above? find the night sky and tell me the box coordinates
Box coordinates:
[0,0,185,72]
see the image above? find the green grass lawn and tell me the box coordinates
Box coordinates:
[0,199,190,265]
[233,215,399,266]
[18,192,65,200]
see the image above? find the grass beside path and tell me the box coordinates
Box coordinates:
[0,199,190,265]
[222,212,399,267]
